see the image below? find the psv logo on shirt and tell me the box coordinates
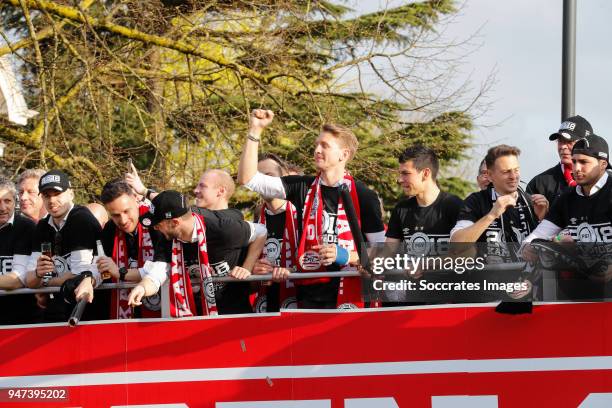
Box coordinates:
[568,221,612,243]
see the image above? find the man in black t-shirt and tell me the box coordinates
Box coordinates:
[527,115,593,206]
[127,191,267,315]
[387,145,463,251]
[384,146,463,304]
[251,153,298,312]
[0,177,37,325]
[25,170,103,322]
[237,110,385,309]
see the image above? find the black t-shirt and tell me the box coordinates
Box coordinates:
[526,163,569,206]
[546,176,612,242]
[32,205,102,322]
[0,213,37,325]
[386,191,463,252]
[157,208,252,314]
[261,209,292,313]
[261,210,287,267]
[458,187,537,244]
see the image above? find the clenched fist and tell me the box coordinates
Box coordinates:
[249,109,274,137]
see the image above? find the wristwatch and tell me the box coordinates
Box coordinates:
[119,267,128,282]
[42,274,52,287]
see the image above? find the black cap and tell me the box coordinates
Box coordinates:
[572,134,612,169]
[549,115,593,141]
[139,190,189,227]
[39,170,71,193]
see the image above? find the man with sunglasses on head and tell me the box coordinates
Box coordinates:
[25,170,104,322]
[128,190,267,316]
[0,177,38,324]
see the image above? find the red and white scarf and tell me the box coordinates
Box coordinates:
[562,163,577,187]
[169,212,218,317]
[110,204,155,319]
[297,173,364,308]
[252,201,298,312]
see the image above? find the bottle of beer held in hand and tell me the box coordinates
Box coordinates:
[96,240,111,280]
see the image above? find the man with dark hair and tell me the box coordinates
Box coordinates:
[527,115,593,205]
[251,153,298,312]
[237,109,385,309]
[25,170,103,322]
[451,145,547,244]
[387,145,463,248]
[128,190,267,316]
[0,177,38,324]
[74,179,169,318]
[525,134,612,249]
[383,146,462,305]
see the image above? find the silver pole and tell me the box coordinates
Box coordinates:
[562,0,577,119]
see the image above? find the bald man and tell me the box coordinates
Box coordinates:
[127,167,239,215]
[86,202,109,228]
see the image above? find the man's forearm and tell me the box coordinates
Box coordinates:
[140,276,160,297]
[451,214,496,243]
[242,235,267,272]
[237,130,261,185]
[0,273,23,290]
[49,273,77,287]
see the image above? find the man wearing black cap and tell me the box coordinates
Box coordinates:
[527,115,594,205]
[128,190,267,316]
[525,134,612,250]
[25,170,104,322]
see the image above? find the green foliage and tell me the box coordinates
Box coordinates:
[0,0,480,207]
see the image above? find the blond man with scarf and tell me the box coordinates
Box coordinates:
[238,110,385,309]
[128,190,267,317]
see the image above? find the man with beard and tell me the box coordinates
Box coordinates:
[524,134,612,278]
[527,115,593,205]
[526,134,612,242]
[0,177,37,324]
[127,190,267,316]
[251,153,298,312]
[25,170,103,322]
[69,180,169,318]
[238,110,385,309]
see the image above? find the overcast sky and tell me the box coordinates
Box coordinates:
[354,0,612,182]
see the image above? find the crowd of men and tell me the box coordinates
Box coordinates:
[0,112,610,324]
